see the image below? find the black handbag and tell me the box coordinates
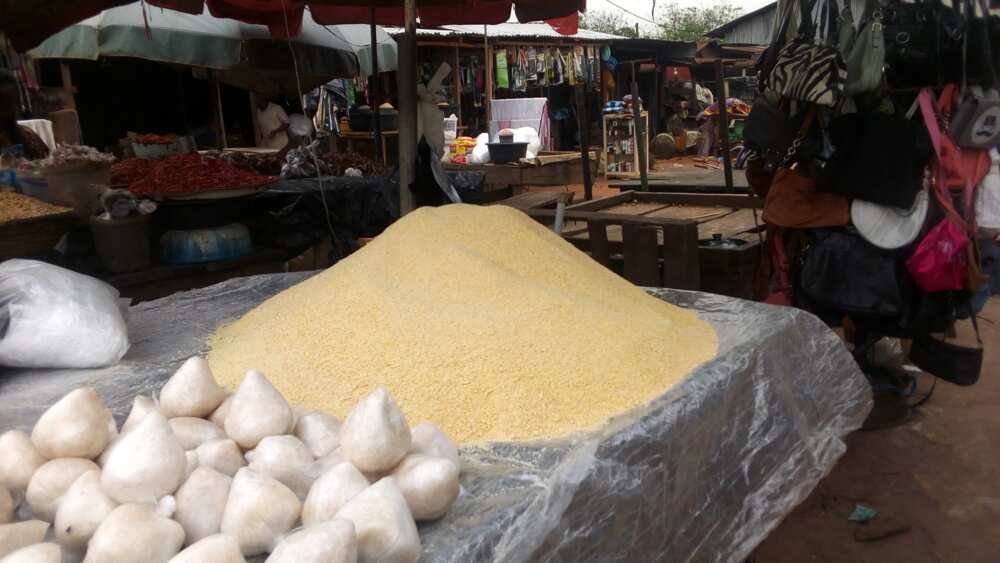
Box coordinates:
[795,229,909,317]
[882,0,966,88]
[816,112,933,209]
[910,302,984,386]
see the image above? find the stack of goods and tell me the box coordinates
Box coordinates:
[125,154,273,197]
[0,191,69,224]
[208,204,717,444]
[446,136,477,164]
[19,144,116,172]
[744,0,1000,388]
[220,150,385,179]
[218,151,283,176]
[0,357,460,562]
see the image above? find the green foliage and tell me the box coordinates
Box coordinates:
[579,3,744,41]
[579,10,639,38]
[655,3,744,41]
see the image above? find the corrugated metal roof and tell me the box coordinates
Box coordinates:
[385,23,622,41]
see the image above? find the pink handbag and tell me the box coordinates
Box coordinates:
[906,218,969,292]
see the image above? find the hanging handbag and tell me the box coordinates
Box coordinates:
[817,111,932,208]
[843,0,885,96]
[906,216,969,292]
[757,0,801,89]
[768,0,848,106]
[910,302,984,386]
[882,0,965,88]
[919,86,991,199]
[949,0,1000,149]
[763,167,851,228]
[743,97,818,173]
[762,107,850,227]
[795,229,909,317]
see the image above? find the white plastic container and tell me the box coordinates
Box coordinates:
[443,114,458,143]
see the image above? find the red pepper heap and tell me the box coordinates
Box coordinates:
[127,154,274,196]
[111,158,155,186]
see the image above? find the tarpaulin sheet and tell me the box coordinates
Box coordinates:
[0,273,871,563]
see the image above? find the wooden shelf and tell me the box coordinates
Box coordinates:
[603,111,648,179]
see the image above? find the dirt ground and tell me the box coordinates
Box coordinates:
[755,298,1000,563]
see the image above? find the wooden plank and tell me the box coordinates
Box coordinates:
[526,208,693,228]
[633,192,764,209]
[602,202,674,216]
[698,209,761,238]
[493,191,571,210]
[587,220,611,268]
[565,191,636,211]
[662,222,700,290]
[645,205,734,222]
[622,224,661,286]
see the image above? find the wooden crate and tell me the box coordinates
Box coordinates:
[526,191,766,299]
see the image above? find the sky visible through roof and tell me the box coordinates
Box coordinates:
[584,0,773,35]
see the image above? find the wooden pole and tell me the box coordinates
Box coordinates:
[397,0,417,214]
[370,8,382,163]
[453,46,462,127]
[484,25,492,130]
[714,60,734,193]
[574,84,593,201]
[209,69,227,149]
[630,64,648,192]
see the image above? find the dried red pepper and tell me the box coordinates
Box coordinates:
[127,154,273,196]
[111,158,155,186]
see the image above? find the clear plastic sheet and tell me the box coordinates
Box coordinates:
[0,274,871,563]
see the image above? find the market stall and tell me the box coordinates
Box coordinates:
[0,271,871,562]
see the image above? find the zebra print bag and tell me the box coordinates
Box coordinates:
[769,41,848,106]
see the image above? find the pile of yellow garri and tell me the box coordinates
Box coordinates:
[209,204,718,444]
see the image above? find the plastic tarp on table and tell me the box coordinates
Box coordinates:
[0,273,871,563]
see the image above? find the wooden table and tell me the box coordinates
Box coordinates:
[524,191,766,299]
[339,130,398,164]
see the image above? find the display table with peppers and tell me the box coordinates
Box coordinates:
[113,153,274,198]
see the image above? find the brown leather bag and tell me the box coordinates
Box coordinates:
[763,167,851,228]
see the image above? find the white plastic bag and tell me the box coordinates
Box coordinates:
[0,260,129,368]
[265,520,356,563]
[339,388,411,474]
[174,467,232,546]
[167,534,245,563]
[469,134,490,165]
[513,127,541,159]
[53,470,117,552]
[0,542,61,563]
[334,477,420,563]
[220,468,301,557]
[84,503,185,563]
[976,148,1000,231]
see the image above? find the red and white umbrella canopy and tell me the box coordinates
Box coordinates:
[3,0,585,51]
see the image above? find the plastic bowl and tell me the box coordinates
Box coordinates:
[486,142,528,164]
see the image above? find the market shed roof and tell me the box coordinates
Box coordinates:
[385,23,623,41]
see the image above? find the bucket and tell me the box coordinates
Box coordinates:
[90,214,151,273]
[44,163,111,218]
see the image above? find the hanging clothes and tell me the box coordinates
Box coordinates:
[495,49,509,90]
